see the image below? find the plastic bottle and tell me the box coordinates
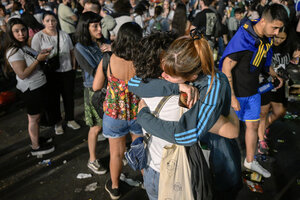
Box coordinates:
[258,76,275,94]
[258,82,274,94]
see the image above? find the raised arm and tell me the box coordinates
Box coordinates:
[9,50,50,80]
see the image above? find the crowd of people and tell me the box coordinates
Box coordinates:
[1,0,300,199]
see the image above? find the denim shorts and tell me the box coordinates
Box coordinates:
[143,166,160,200]
[102,114,143,138]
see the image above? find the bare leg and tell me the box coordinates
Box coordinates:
[245,121,259,162]
[28,114,41,149]
[268,102,286,125]
[130,133,142,143]
[258,104,271,141]
[109,136,127,189]
[88,125,101,162]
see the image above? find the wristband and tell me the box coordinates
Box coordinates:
[34,54,40,62]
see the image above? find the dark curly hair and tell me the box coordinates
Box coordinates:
[112,22,142,61]
[133,32,177,82]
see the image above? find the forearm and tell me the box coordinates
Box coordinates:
[222,58,236,97]
[223,68,235,97]
[209,108,239,138]
[18,60,40,79]
[128,77,180,97]
[268,66,278,78]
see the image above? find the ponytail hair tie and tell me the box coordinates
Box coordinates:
[190,27,205,40]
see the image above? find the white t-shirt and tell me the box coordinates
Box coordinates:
[31,30,74,72]
[6,46,46,93]
[134,14,144,29]
[143,95,187,172]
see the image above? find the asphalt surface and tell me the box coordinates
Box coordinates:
[0,74,299,200]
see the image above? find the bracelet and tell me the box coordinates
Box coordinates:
[34,54,40,62]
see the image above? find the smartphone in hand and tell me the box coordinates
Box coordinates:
[179,92,189,108]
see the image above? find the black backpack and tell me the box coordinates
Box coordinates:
[209,7,223,38]
[91,52,111,118]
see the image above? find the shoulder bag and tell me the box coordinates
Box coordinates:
[40,30,60,74]
[91,52,111,118]
[158,107,194,200]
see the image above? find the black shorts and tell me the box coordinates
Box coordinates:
[22,85,46,115]
[261,86,287,106]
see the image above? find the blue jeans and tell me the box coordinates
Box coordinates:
[143,166,160,200]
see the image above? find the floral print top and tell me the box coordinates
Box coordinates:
[103,73,140,120]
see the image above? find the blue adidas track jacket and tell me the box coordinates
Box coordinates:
[128,72,231,146]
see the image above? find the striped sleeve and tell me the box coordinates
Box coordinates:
[137,73,228,146]
[128,76,180,97]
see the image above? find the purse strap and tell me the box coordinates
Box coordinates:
[56,29,59,58]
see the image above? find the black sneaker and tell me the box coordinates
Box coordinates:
[105,179,121,200]
[31,143,55,156]
[39,136,53,144]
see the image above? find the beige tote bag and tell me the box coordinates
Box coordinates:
[158,144,194,200]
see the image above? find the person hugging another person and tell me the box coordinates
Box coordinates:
[129,30,242,199]
[131,31,177,200]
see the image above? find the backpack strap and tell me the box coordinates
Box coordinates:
[145,95,173,141]
[101,52,111,90]
[152,96,172,117]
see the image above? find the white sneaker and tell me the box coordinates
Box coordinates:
[244,159,271,178]
[55,124,64,135]
[97,133,107,141]
[67,120,81,130]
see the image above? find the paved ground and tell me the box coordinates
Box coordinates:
[0,73,299,200]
